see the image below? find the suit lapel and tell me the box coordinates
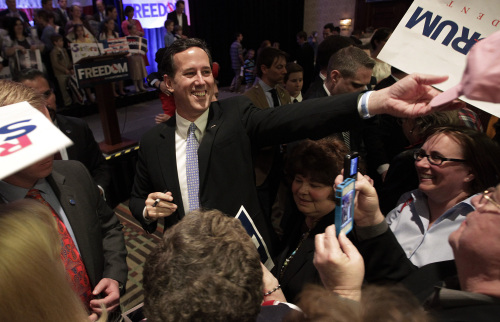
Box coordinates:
[47,167,99,287]
[158,118,186,217]
[198,105,222,195]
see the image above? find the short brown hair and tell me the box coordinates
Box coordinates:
[286,137,348,187]
[143,209,263,322]
[0,80,46,112]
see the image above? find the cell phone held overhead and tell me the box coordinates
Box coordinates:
[334,152,359,236]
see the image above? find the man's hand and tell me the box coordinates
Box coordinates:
[89,278,120,314]
[334,173,384,227]
[313,225,364,301]
[261,262,286,303]
[145,191,177,220]
[369,73,458,117]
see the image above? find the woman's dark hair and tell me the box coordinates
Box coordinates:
[286,137,348,186]
[370,27,392,50]
[425,126,500,195]
[6,17,27,40]
[124,5,134,16]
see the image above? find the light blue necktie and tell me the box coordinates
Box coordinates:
[186,123,200,211]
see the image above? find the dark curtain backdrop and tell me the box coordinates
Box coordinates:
[110,0,304,84]
[189,0,305,86]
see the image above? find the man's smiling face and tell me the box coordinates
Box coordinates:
[165,47,214,122]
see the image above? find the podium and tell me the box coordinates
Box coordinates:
[74,53,137,154]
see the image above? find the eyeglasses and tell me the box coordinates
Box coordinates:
[477,188,500,213]
[413,149,467,166]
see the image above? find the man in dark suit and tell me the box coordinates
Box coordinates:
[167,0,189,36]
[15,69,111,197]
[294,31,315,91]
[129,38,453,257]
[306,46,374,155]
[93,0,106,22]
[53,0,69,27]
[0,0,30,30]
[0,80,127,319]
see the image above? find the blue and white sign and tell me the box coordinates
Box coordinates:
[235,205,274,271]
[122,0,191,29]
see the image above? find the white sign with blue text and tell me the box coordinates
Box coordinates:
[379,0,500,116]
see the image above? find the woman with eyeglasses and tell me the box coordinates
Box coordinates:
[385,126,500,268]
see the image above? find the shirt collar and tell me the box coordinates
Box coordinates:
[0,178,49,202]
[323,82,331,96]
[259,79,274,92]
[175,108,209,141]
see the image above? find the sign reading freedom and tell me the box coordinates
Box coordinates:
[122,0,191,29]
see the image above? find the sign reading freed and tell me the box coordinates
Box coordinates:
[122,0,191,29]
[379,0,500,116]
[75,58,129,89]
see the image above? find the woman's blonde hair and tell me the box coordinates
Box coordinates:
[0,200,106,321]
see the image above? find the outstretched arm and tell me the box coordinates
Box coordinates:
[369,74,455,118]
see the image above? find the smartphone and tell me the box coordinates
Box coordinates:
[334,153,358,236]
[343,152,359,180]
[334,178,355,236]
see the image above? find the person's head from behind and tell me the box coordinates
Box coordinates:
[0,200,93,321]
[284,62,303,98]
[256,46,288,87]
[284,285,361,322]
[449,184,500,295]
[14,68,57,112]
[414,126,500,200]
[326,46,375,95]
[401,110,461,145]
[316,35,353,72]
[160,38,214,121]
[286,137,348,223]
[143,209,263,322]
[370,27,392,54]
[323,23,335,40]
[164,19,174,32]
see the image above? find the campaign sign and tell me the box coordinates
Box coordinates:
[235,205,274,271]
[70,43,104,64]
[75,57,129,88]
[126,36,148,56]
[379,0,500,116]
[0,102,73,180]
[122,0,191,29]
[101,37,130,55]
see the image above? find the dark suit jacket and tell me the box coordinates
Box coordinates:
[1,161,128,289]
[0,9,29,23]
[273,211,334,302]
[53,7,68,27]
[56,114,110,192]
[130,95,362,255]
[166,11,189,35]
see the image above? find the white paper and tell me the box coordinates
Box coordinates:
[378,0,500,116]
[0,102,73,180]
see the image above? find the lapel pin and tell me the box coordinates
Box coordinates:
[210,124,216,129]
[69,199,76,205]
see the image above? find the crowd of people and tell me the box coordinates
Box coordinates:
[1,1,500,321]
[0,0,155,105]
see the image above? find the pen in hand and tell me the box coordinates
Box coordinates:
[153,190,169,207]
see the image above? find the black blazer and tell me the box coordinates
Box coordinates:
[273,211,334,302]
[130,94,362,255]
[56,114,110,192]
